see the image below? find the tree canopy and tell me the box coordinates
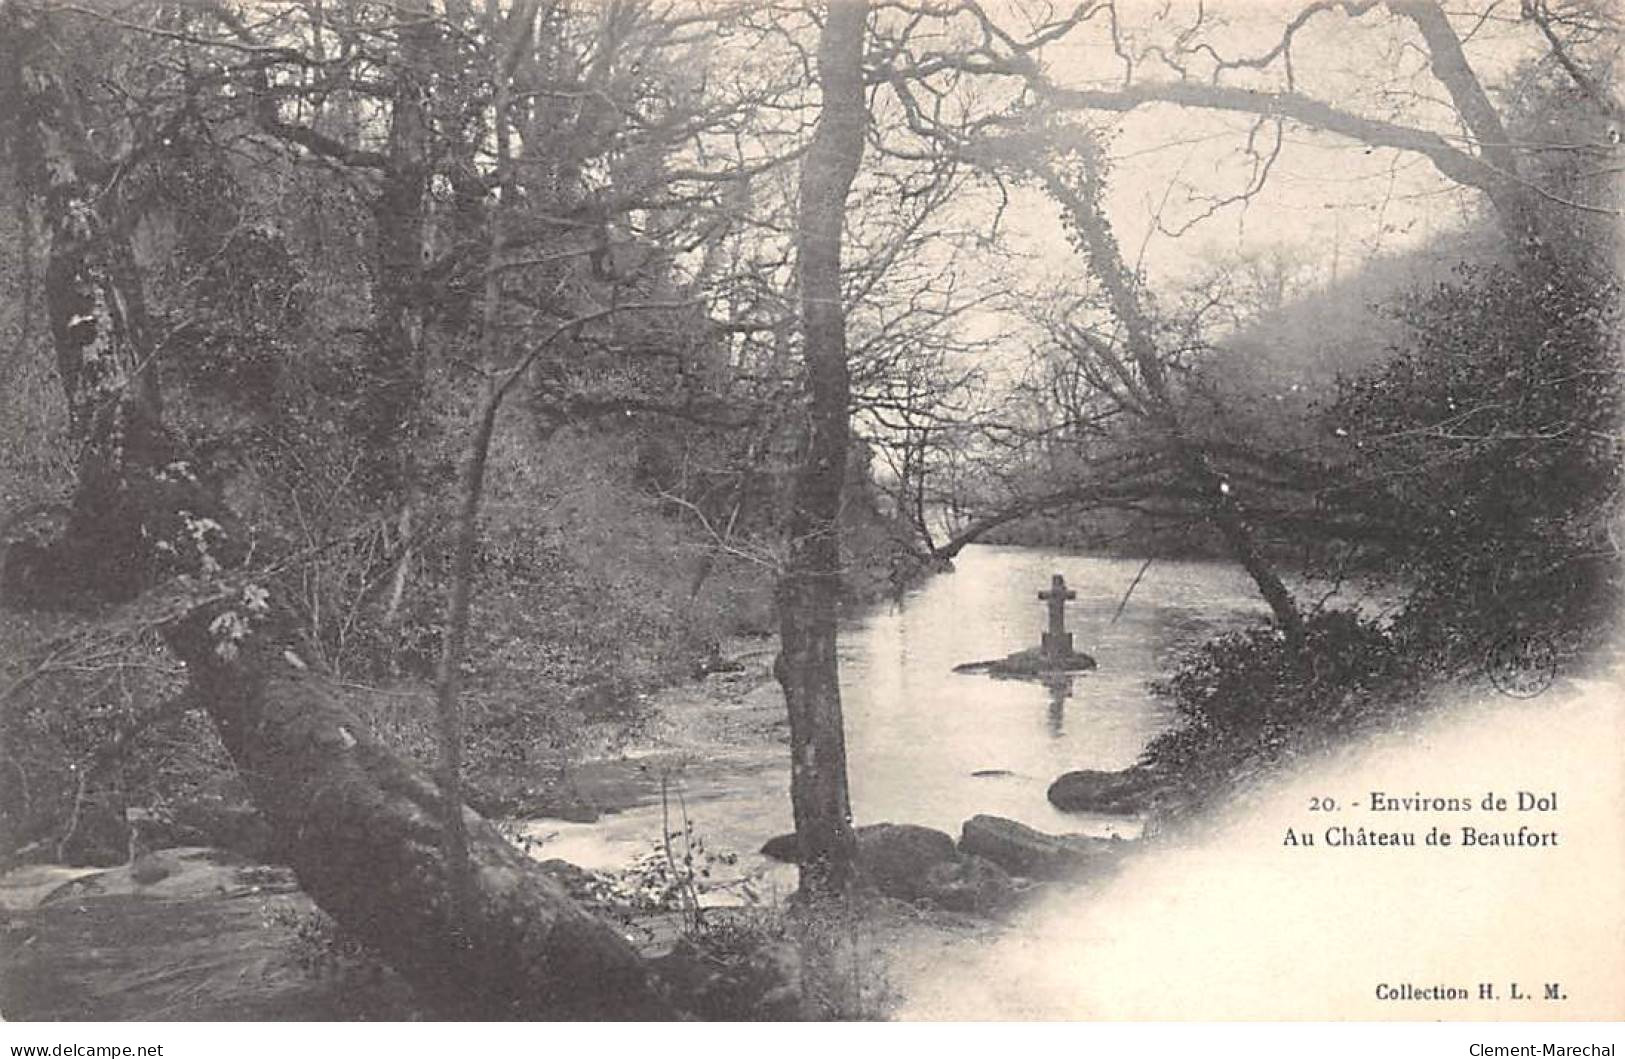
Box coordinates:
[0,0,1617,1019]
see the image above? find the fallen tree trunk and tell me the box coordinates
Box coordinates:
[5,492,670,1016]
[167,612,668,1019]
[6,500,671,1018]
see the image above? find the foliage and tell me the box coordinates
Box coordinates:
[0,614,204,864]
[0,0,1618,1021]
[265,904,392,981]
[516,787,765,933]
[1142,609,1408,805]
[500,810,804,1018]
[1144,247,1621,812]
[1324,254,1622,664]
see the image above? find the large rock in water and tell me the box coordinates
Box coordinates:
[1047,766,1162,815]
[760,823,958,901]
[856,823,960,900]
[958,814,1127,881]
[758,832,803,863]
[761,823,1016,915]
[953,646,1096,676]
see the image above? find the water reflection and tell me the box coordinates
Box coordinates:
[527,546,1275,881]
[986,670,1077,737]
[842,546,1273,837]
[1043,675,1074,737]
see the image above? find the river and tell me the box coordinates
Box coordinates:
[523,544,1274,896]
[518,545,1624,1020]
[843,545,1270,836]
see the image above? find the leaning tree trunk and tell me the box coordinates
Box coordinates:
[1032,149,1308,652]
[1383,0,1548,256]
[166,607,665,1019]
[0,8,666,1019]
[776,0,868,902]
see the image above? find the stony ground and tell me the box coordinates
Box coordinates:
[0,637,1002,1022]
[0,849,417,1021]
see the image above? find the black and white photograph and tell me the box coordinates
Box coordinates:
[0,0,1621,1031]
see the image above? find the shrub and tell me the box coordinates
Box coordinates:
[1324,256,1622,667]
[1143,609,1407,805]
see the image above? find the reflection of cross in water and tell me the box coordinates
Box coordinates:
[1044,675,1074,738]
[1038,573,1077,659]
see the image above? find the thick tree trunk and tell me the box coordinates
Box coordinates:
[776,0,868,902]
[359,2,435,506]
[367,3,435,674]
[5,12,164,608]
[1384,0,1547,252]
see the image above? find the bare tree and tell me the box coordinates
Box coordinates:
[928,1,1617,252]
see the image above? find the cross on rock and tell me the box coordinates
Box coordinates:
[1037,573,1077,659]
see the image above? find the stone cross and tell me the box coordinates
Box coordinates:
[1038,573,1076,658]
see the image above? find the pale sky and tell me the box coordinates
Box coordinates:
[992,0,1548,295]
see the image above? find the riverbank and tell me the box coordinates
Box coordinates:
[890,664,1625,1019]
[0,633,1015,1021]
[503,633,797,881]
[0,849,418,1020]
[0,549,1270,1020]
